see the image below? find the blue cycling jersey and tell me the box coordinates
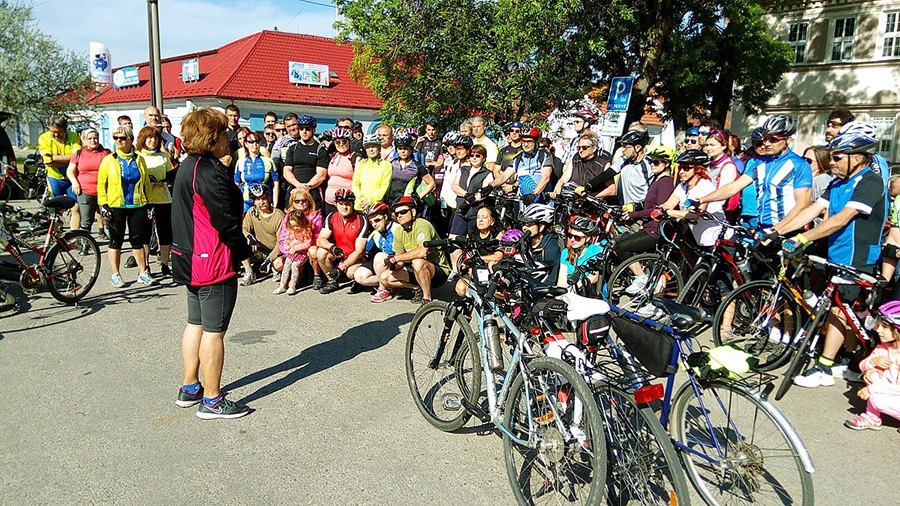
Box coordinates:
[817,166,887,268]
[745,149,813,227]
[365,221,398,255]
[513,150,550,196]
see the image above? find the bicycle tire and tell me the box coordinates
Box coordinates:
[670,380,814,506]
[503,357,607,506]
[0,181,11,206]
[607,253,683,312]
[405,300,482,432]
[712,280,797,372]
[676,263,711,308]
[45,230,101,303]
[774,326,816,401]
[594,383,691,506]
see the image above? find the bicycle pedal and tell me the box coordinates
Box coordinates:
[460,397,491,423]
[441,393,462,411]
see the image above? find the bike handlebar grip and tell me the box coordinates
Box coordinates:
[807,255,827,266]
[423,240,447,248]
[485,277,499,299]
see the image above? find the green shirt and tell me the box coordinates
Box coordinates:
[890,194,900,228]
[393,218,451,273]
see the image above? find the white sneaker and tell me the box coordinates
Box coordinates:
[636,303,664,319]
[238,270,255,286]
[768,327,783,343]
[625,275,649,295]
[793,368,836,388]
[830,364,848,378]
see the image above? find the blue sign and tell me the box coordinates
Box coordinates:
[112,67,140,88]
[606,77,634,113]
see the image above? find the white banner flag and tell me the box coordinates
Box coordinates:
[89,42,112,84]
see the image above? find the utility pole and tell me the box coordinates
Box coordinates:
[147,0,164,113]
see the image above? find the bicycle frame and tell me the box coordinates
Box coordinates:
[0,205,66,282]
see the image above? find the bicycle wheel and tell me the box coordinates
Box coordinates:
[45,230,101,303]
[676,263,712,308]
[774,327,816,401]
[0,181,11,206]
[405,300,482,432]
[503,357,607,506]
[670,380,814,506]
[594,383,691,506]
[712,280,796,372]
[607,253,683,312]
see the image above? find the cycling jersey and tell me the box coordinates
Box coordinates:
[352,158,393,211]
[744,149,812,227]
[498,143,523,171]
[284,140,328,186]
[234,155,278,212]
[324,211,369,256]
[415,138,443,166]
[871,154,890,190]
[97,150,150,208]
[393,218,451,274]
[389,158,428,204]
[38,130,81,180]
[511,150,551,196]
[614,157,652,205]
[817,166,887,268]
[140,149,175,204]
[560,243,603,275]
[366,221,399,255]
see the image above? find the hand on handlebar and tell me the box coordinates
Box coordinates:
[754,227,779,246]
[649,207,667,220]
[683,199,701,212]
[521,193,537,206]
[781,234,810,259]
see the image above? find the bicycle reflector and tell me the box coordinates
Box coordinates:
[634,384,664,404]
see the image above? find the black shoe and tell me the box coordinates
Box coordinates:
[160,263,171,277]
[124,256,138,268]
[348,282,366,294]
[98,229,108,240]
[411,288,424,303]
[196,395,251,420]
[320,279,341,294]
[174,385,203,408]
[312,276,326,291]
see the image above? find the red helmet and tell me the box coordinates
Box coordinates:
[333,188,355,202]
[522,127,542,139]
[574,110,596,124]
[366,202,389,216]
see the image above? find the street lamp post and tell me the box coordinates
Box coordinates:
[147,0,164,113]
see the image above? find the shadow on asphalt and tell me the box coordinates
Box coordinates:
[225,312,414,404]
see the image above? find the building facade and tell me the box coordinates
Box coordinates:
[731,0,900,167]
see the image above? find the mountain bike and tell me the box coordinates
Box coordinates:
[0,195,101,303]
[405,235,607,505]
[0,159,47,205]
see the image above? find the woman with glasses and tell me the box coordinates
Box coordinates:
[389,132,434,205]
[658,149,724,247]
[66,127,111,239]
[136,125,176,276]
[285,186,323,282]
[323,128,362,217]
[234,131,279,212]
[450,142,493,238]
[97,125,154,288]
[557,217,602,289]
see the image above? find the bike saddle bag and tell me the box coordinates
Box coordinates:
[610,316,677,377]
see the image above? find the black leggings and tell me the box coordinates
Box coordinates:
[108,207,148,250]
[146,203,173,245]
[614,230,658,263]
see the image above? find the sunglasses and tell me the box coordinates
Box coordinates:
[299,126,313,131]
[275,129,287,133]
[802,156,814,164]
[369,215,385,224]
[684,139,698,144]
[567,233,587,240]
[761,135,786,144]
[245,139,259,144]
[293,198,308,204]
[394,208,412,216]
[649,160,667,166]
[577,145,593,151]
[830,153,849,162]
[114,136,129,141]
[335,139,350,144]
[826,121,843,128]
[264,132,276,136]
[469,154,484,159]
[509,129,522,133]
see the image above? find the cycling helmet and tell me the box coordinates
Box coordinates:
[320,129,334,142]
[366,202,389,216]
[248,184,268,199]
[749,126,765,142]
[675,149,710,166]
[760,114,797,137]
[574,109,596,124]
[519,203,554,225]
[392,194,420,210]
[297,114,317,127]
[685,126,700,136]
[502,229,525,242]
[645,145,677,164]
[620,129,650,146]
[442,131,460,146]
[877,300,900,330]
[363,133,381,146]
[827,121,879,154]
[522,127,542,139]
[393,133,415,148]
[506,121,524,132]
[569,216,598,236]
[352,120,363,131]
[333,188,355,202]
[454,135,474,149]
[559,181,579,200]
[332,127,352,140]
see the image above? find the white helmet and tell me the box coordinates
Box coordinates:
[519,203,554,225]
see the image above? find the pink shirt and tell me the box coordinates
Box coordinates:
[325,152,357,205]
[74,147,110,196]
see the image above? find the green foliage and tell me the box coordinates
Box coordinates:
[0,1,94,124]
[336,0,793,129]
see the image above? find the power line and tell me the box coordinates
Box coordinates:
[294,0,336,9]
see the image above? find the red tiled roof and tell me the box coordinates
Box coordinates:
[88,31,382,110]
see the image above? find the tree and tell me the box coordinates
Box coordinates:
[0,1,94,125]
[335,0,793,132]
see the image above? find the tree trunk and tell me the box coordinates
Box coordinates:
[622,0,678,132]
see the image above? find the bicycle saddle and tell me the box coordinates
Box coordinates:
[523,275,568,298]
[650,298,707,329]
[43,196,76,210]
[563,292,611,322]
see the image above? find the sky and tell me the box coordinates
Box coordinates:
[30,0,339,66]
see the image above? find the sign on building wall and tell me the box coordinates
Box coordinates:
[288,62,330,86]
[89,42,111,84]
[182,58,199,82]
[112,67,140,88]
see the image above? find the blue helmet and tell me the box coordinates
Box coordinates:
[393,133,415,148]
[506,121,524,132]
[297,114,317,127]
[686,126,700,136]
[827,121,878,154]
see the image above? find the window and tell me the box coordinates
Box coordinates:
[884,12,900,57]
[872,117,895,160]
[832,17,856,61]
[787,22,809,63]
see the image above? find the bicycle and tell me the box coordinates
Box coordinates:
[405,235,608,505]
[0,194,101,303]
[0,158,47,205]
[566,291,815,505]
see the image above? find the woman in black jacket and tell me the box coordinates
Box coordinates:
[171,108,251,420]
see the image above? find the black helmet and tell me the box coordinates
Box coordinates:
[569,216,598,236]
[454,135,474,149]
[675,149,710,166]
[750,126,765,142]
[248,184,268,199]
[620,129,650,146]
[760,115,796,137]
[393,133,415,148]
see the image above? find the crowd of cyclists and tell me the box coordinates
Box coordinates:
[29,103,900,430]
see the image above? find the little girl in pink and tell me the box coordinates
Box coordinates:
[274,211,314,295]
[845,301,900,430]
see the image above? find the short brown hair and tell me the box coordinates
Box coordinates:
[181,108,227,155]
[469,143,488,159]
[136,125,162,151]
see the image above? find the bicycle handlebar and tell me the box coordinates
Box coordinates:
[806,255,886,287]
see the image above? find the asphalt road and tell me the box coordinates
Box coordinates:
[1,228,896,505]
